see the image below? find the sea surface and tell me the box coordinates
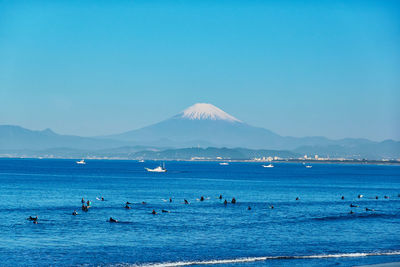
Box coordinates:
[0,159,399,267]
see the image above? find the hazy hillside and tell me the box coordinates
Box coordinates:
[0,125,126,150]
[1,104,399,159]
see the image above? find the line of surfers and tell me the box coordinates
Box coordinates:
[107,195,239,223]
[27,193,397,224]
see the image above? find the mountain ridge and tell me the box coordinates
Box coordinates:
[1,103,399,159]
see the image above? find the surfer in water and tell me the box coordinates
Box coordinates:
[224,199,228,205]
[365,208,374,211]
[349,210,354,214]
[125,204,131,209]
[184,199,189,204]
[219,195,222,200]
[247,206,251,210]
[376,196,379,199]
[341,196,345,200]
[270,205,274,209]
[109,217,118,223]
[81,198,85,204]
[126,201,131,205]
[350,204,358,208]
[384,196,389,199]
[152,209,157,215]
[231,198,236,204]
[72,210,78,216]
[28,216,38,221]
[200,196,204,201]
[162,209,170,213]
[142,201,147,205]
[296,197,299,201]
[169,198,172,203]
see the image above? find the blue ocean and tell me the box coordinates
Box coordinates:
[0,159,399,266]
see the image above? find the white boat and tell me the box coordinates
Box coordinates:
[138,159,145,163]
[145,163,166,172]
[76,159,86,165]
[305,165,312,168]
[262,164,274,168]
[219,162,229,165]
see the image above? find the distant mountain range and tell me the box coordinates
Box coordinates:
[1,103,399,159]
[0,125,124,150]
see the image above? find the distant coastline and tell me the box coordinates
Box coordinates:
[1,156,399,165]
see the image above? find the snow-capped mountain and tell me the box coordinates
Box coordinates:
[108,103,278,148]
[108,103,319,149]
[178,103,241,122]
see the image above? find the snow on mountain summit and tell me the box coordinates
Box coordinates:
[179,103,241,122]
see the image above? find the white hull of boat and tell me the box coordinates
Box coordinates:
[262,164,274,168]
[145,166,166,172]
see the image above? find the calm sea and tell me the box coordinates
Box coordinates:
[0,159,399,266]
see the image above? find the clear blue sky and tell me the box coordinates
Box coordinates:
[0,0,399,141]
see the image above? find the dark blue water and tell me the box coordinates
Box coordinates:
[0,159,399,266]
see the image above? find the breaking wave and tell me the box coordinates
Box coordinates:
[130,251,400,267]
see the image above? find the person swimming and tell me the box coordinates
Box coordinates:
[72,210,78,216]
[152,209,157,215]
[28,216,38,221]
[231,198,236,204]
[109,217,118,223]
[142,201,147,205]
[270,205,274,209]
[296,197,299,201]
[247,206,251,210]
[125,205,131,209]
[349,210,354,214]
[200,196,204,201]
[375,196,379,199]
[184,199,189,204]
[341,196,345,200]
[350,204,358,207]
[224,199,228,205]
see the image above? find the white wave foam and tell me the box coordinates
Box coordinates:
[130,251,400,267]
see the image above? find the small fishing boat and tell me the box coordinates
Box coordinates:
[262,164,274,168]
[219,162,229,166]
[76,159,86,165]
[145,163,166,172]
